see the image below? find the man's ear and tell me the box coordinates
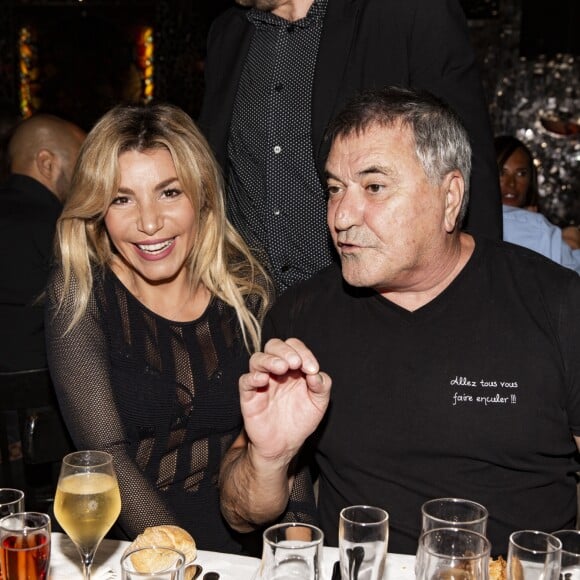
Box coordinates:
[443,170,465,233]
[36,149,55,181]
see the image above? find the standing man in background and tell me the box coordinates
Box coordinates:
[0,113,85,372]
[199,0,502,293]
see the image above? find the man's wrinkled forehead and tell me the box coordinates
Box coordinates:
[325,120,413,170]
[329,117,410,148]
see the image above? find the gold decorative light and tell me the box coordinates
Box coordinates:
[137,25,154,103]
[18,26,40,118]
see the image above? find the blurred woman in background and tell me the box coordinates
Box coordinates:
[495,135,579,250]
[494,135,539,211]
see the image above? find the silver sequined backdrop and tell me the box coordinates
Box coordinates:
[469,0,580,226]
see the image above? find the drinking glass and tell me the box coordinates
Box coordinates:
[0,490,25,518]
[339,505,389,580]
[257,522,323,580]
[53,450,122,580]
[121,546,186,579]
[507,530,561,580]
[0,512,51,580]
[415,527,491,580]
[551,530,580,580]
[421,498,488,535]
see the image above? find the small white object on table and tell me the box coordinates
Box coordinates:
[49,533,415,579]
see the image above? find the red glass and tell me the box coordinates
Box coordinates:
[0,531,50,580]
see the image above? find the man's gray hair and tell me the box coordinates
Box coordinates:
[324,86,472,225]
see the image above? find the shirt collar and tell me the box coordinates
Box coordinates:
[247,0,328,29]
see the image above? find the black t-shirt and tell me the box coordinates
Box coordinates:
[264,237,580,556]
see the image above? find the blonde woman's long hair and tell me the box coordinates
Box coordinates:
[55,102,270,352]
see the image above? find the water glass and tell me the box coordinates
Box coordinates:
[0,490,25,518]
[416,527,491,580]
[121,546,186,579]
[507,530,561,580]
[339,505,389,580]
[0,512,51,580]
[550,530,580,580]
[258,522,323,580]
[421,498,488,535]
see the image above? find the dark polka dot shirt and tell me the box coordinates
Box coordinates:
[226,0,335,294]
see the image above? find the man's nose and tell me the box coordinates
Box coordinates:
[331,189,363,231]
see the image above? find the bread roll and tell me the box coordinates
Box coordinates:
[489,555,507,580]
[125,525,197,579]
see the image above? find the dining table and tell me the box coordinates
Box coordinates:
[48,532,416,579]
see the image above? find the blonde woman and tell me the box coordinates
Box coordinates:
[45,103,273,553]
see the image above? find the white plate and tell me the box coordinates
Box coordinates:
[49,533,261,580]
[195,549,260,580]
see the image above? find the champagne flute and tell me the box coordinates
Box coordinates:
[54,450,121,579]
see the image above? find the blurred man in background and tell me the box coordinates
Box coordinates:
[0,113,85,372]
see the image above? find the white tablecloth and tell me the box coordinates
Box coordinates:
[49,533,415,579]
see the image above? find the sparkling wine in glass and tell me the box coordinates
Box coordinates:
[54,450,121,580]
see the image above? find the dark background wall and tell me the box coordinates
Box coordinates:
[0,0,578,225]
[0,0,507,130]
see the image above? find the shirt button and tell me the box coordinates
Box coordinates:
[274,82,284,92]
[273,208,281,216]
[287,24,295,33]
[281,264,290,272]
[273,145,282,154]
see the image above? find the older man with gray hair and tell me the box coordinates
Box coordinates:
[219,86,580,556]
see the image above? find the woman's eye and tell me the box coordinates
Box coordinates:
[368,183,383,193]
[111,196,129,205]
[161,188,182,198]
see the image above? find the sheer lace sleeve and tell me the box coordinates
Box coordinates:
[282,458,318,526]
[45,267,175,539]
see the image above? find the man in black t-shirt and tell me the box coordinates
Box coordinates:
[218,87,580,556]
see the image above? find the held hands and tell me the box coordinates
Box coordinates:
[239,338,332,468]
